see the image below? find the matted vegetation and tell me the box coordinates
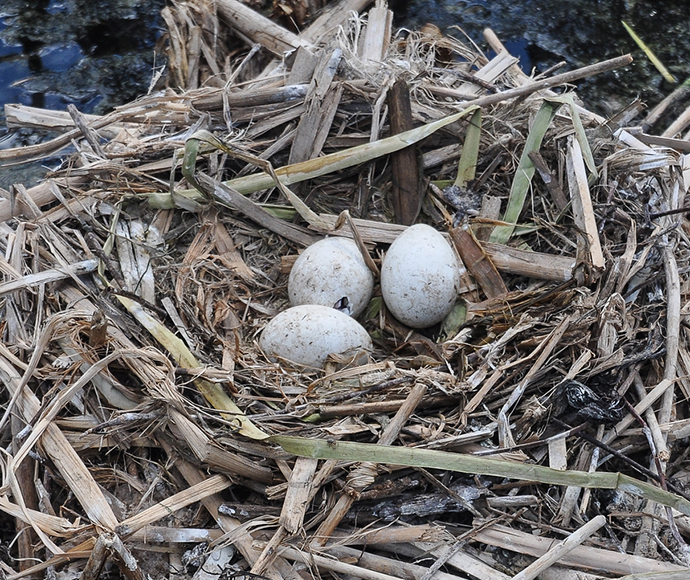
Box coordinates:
[2,1,690,578]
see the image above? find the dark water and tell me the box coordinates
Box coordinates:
[0,0,165,115]
[1,0,689,188]
[0,0,165,187]
[394,0,690,117]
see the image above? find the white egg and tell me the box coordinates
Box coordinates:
[260,304,373,368]
[288,237,374,317]
[381,224,461,329]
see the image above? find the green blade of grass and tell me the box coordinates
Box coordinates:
[455,108,482,188]
[489,100,561,244]
[271,435,690,516]
[622,21,676,83]
[548,93,597,178]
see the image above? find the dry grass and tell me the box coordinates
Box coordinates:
[1,0,690,578]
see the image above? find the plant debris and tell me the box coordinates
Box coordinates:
[2,0,690,578]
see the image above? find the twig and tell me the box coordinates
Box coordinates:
[510,515,606,580]
[661,239,681,423]
[474,423,589,456]
[251,457,318,575]
[555,419,690,498]
[602,379,674,446]
[625,399,688,559]
[642,78,690,130]
[474,521,686,575]
[434,54,633,110]
[311,382,428,546]
[497,316,571,447]
[67,104,107,158]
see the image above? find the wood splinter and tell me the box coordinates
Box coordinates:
[388,78,422,225]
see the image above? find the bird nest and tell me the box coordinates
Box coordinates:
[1,0,690,578]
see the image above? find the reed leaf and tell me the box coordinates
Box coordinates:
[455,108,482,187]
[548,93,597,178]
[489,100,560,244]
[151,106,480,212]
[184,130,331,230]
[622,21,676,83]
[272,435,690,516]
[116,295,269,440]
[227,106,479,194]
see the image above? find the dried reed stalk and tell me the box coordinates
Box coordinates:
[1,1,688,578]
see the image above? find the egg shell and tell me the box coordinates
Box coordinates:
[381,224,461,329]
[288,237,374,317]
[260,304,373,368]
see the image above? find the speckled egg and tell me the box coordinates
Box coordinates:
[380,224,461,329]
[288,237,374,317]
[259,305,373,368]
